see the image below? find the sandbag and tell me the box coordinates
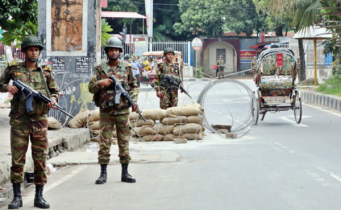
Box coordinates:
[91,129,100,136]
[90,121,100,130]
[129,109,167,121]
[166,105,203,117]
[181,132,203,140]
[185,103,204,112]
[173,123,202,135]
[134,126,157,136]
[161,116,187,125]
[130,119,155,127]
[142,134,164,142]
[163,134,175,141]
[88,110,100,122]
[47,117,61,130]
[152,124,174,135]
[129,112,140,121]
[68,110,91,128]
[187,115,203,125]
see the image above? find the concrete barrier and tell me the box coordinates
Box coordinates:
[300,89,341,112]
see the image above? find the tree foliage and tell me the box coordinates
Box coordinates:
[1,21,37,47]
[174,0,268,38]
[0,0,38,31]
[101,19,113,47]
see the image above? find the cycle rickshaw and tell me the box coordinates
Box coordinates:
[253,47,302,124]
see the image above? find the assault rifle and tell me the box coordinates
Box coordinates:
[163,74,191,98]
[108,75,146,122]
[13,80,74,118]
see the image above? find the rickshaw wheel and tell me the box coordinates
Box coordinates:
[252,91,259,125]
[294,94,302,124]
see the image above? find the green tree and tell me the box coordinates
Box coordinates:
[173,0,228,37]
[174,0,266,38]
[1,21,37,48]
[0,0,38,46]
[101,19,114,46]
[0,0,37,31]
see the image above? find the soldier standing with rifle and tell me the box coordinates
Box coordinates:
[0,35,59,209]
[154,47,185,109]
[216,55,225,79]
[88,37,139,184]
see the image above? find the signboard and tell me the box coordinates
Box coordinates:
[75,57,89,73]
[240,51,256,63]
[145,0,153,37]
[52,58,65,74]
[0,28,2,41]
[192,37,202,51]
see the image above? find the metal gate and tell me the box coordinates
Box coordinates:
[149,41,192,65]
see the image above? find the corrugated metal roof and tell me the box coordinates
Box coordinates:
[101,11,146,19]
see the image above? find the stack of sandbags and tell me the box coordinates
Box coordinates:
[165,104,204,140]
[129,109,167,142]
[47,117,61,130]
[129,104,205,142]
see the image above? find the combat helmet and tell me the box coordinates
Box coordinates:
[164,47,175,56]
[104,37,123,52]
[124,54,130,60]
[21,35,44,52]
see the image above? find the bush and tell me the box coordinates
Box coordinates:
[195,67,203,78]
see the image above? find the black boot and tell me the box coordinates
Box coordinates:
[8,183,22,209]
[121,164,136,183]
[34,185,50,209]
[95,164,107,184]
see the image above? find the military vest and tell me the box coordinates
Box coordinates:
[93,61,132,110]
[158,61,180,87]
[7,62,51,116]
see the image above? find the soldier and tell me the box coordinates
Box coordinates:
[0,35,59,209]
[154,47,184,109]
[216,55,225,79]
[251,56,257,76]
[88,37,139,184]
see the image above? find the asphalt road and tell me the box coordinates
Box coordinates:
[1,79,341,210]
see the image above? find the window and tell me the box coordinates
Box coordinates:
[216,49,226,63]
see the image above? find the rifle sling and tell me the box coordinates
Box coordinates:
[39,67,51,98]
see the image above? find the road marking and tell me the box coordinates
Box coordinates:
[303,103,341,117]
[305,170,327,183]
[279,116,309,127]
[22,165,87,205]
[274,142,295,154]
[313,164,341,183]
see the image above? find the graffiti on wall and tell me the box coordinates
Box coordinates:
[51,0,83,51]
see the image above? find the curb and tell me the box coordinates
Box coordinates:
[300,90,341,113]
[0,128,90,185]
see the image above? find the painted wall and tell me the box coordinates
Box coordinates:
[38,0,100,123]
[201,38,240,76]
[239,38,257,71]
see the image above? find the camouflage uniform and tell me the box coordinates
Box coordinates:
[216,59,225,78]
[88,61,138,164]
[0,62,59,185]
[154,61,182,109]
